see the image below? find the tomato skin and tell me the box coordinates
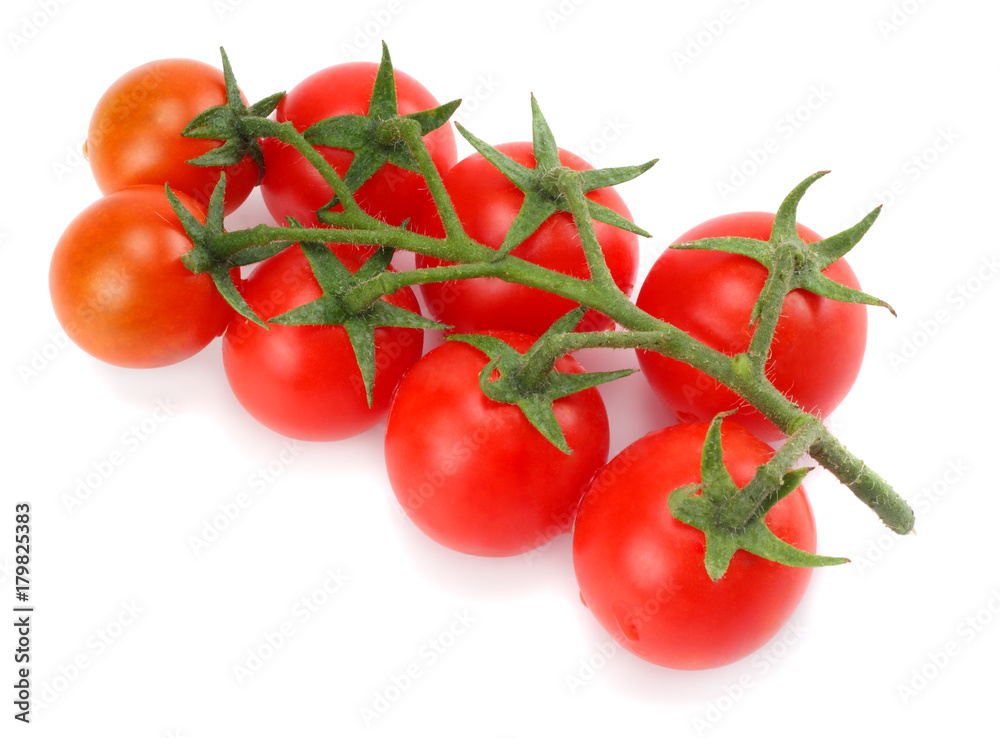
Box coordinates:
[49,186,234,368]
[222,246,424,441]
[635,212,867,439]
[572,420,817,670]
[259,62,457,228]
[384,332,611,557]
[86,58,258,215]
[410,143,639,336]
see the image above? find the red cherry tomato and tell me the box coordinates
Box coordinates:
[86,58,258,215]
[572,420,818,670]
[384,332,611,557]
[410,142,639,336]
[636,212,867,439]
[259,62,457,228]
[222,246,424,441]
[49,186,234,368]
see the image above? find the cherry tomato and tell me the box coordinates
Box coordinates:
[572,420,818,670]
[86,58,259,215]
[49,185,234,368]
[259,62,457,228]
[410,142,639,336]
[384,332,611,557]
[636,212,867,439]
[222,246,424,441]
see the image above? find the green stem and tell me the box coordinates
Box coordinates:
[537,314,915,534]
[206,118,915,537]
[213,224,489,263]
[809,429,914,534]
[718,416,824,529]
[243,118,370,223]
[218,219,915,534]
[397,119,475,247]
[341,261,506,314]
[556,169,618,291]
[746,245,797,373]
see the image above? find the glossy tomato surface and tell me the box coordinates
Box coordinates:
[86,58,258,214]
[49,185,234,368]
[222,245,424,441]
[410,142,640,336]
[572,420,818,670]
[260,62,457,228]
[636,212,867,439]
[384,332,611,557]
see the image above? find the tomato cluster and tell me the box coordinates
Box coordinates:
[49,50,875,671]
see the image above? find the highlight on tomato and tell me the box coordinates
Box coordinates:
[572,419,819,670]
[49,185,236,369]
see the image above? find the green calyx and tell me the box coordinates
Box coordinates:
[673,170,896,327]
[170,176,292,325]
[667,413,848,581]
[447,309,634,454]
[303,42,461,221]
[455,95,656,258]
[181,47,284,183]
[267,230,445,407]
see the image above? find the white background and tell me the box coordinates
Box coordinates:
[2,0,998,735]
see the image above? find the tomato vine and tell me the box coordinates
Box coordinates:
[168,43,913,576]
